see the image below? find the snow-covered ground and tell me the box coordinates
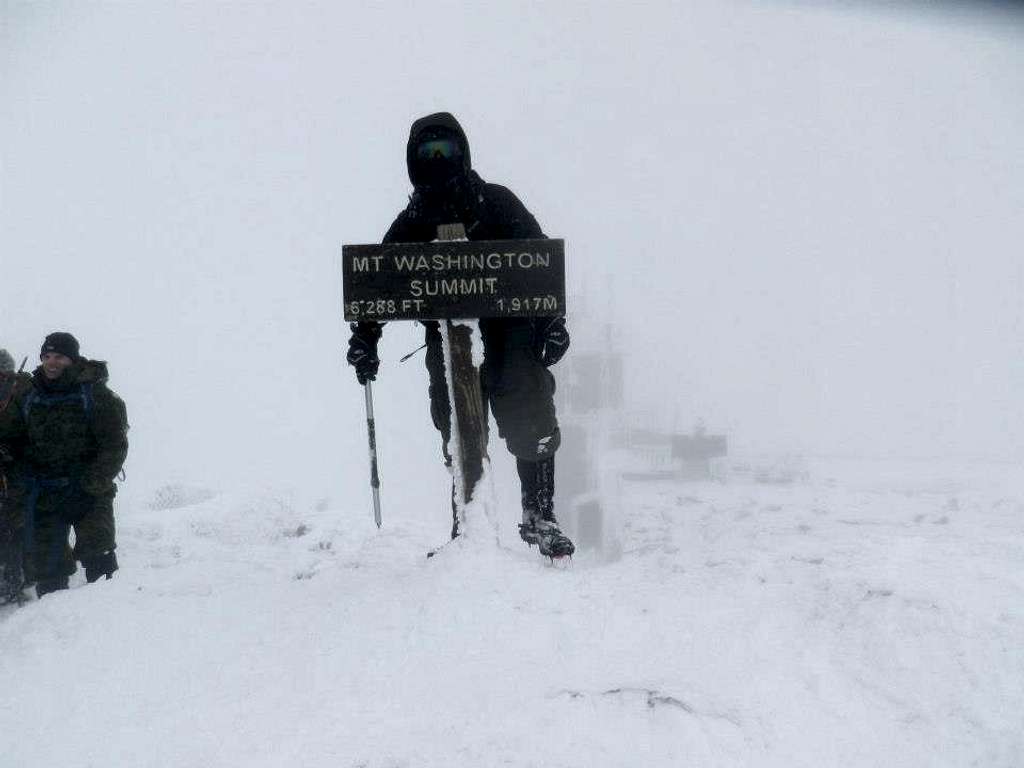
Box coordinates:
[2,456,1022,767]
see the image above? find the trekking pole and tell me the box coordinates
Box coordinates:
[363,380,382,528]
[399,343,427,363]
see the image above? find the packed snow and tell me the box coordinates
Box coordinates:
[4,3,1023,766]
[2,456,1021,767]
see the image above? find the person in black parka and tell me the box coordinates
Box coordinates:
[347,112,573,557]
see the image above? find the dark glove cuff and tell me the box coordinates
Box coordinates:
[350,321,382,344]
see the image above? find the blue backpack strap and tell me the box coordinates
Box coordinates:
[21,389,37,422]
[80,382,93,417]
[21,383,93,419]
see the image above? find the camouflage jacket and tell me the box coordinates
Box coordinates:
[0,371,32,465]
[22,359,129,495]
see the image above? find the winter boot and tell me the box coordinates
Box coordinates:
[1,565,25,605]
[0,535,25,605]
[517,457,544,545]
[82,550,118,583]
[533,519,575,559]
[1,569,24,605]
[36,576,69,598]
[516,457,575,558]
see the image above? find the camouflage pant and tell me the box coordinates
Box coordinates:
[424,321,560,463]
[1,469,26,588]
[1,480,20,532]
[24,479,116,583]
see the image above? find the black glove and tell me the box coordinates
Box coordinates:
[347,322,382,384]
[535,317,570,367]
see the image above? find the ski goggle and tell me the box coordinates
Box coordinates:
[415,137,462,161]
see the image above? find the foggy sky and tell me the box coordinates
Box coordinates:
[2,1,1022,509]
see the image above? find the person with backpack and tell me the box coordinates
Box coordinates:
[346,113,574,558]
[21,332,128,597]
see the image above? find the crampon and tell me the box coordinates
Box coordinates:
[519,519,575,560]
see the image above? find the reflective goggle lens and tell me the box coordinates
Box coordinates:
[416,138,461,161]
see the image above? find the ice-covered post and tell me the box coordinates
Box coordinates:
[436,224,488,523]
[342,234,565,533]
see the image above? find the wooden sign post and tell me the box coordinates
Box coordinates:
[443,317,487,529]
[342,233,565,531]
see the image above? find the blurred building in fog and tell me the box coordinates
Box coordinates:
[672,423,728,480]
[554,288,729,555]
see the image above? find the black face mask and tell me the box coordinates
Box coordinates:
[412,136,465,188]
[410,173,482,226]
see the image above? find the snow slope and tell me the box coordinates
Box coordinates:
[1,457,1022,767]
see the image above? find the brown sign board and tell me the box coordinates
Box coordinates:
[342,238,565,322]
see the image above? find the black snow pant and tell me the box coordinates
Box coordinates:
[424,319,561,530]
[423,319,560,464]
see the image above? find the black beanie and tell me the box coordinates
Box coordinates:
[40,332,80,361]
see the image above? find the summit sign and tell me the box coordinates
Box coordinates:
[342,238,565,321]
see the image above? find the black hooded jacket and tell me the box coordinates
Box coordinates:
[384,111,545,248]
[364,113,556,348]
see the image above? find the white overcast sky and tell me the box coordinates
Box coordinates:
[2,1,1022,503]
